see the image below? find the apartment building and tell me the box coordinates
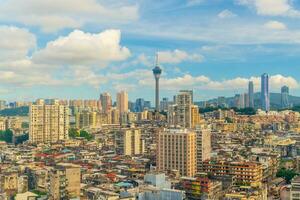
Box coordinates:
[29,99,69,144]
[157,129,197,177]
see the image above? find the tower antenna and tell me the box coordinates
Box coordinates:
[155,52,159,66]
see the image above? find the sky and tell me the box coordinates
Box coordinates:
[0,0,300,103]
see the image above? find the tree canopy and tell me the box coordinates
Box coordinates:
[68,128,94,141]
[0,129,13,143]
[276,168,298,183]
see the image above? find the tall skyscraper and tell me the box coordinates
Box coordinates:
[235,93,246,109]
[157,129,197,177]
[248,81,254,108]
[116,91,128,114]
[152,54,162,112]
[281,85,290,109]
[160,97,170,111]
[29,99,69,144]
[100,92,112,113]
[261,73,270,111]
[135,98,145,112]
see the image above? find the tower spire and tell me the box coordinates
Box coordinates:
[155,52,159,66]
[152,52,162,113]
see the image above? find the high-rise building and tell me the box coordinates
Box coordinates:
[153,54,162,112]
[168,91,200,128]
[244,93,249,108]
[29,99,69,144]
[100,92,112,113]
[248,81,254,108]
[217,96,226,108]
[75,110,97,129]
[160,98,170,111]
[135,98,145,112]
[50,164,81,200]
[144,101,151,109]
[281,85,290,109]
[115,128,144,156]
[110,107,120,124]
[179,90,193,103]
[196,126,211,171]
[191,105,201,128]
[261,73,270,111]
[116,91,128,114]
[157,129,197,177]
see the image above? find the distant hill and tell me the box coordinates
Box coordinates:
[196,92,300,109]
[0,106,29,116]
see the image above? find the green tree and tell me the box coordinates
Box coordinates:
[0,129,13,143]
[79,130,94,141]
[276,168,298,183]
[68,128,79,138]
[15,133,29,144]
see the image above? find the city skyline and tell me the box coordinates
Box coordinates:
[2,1,300,200]
[0,1,300,101]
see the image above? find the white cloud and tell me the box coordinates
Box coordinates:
[264,21,287,30]
[237,0,300,17]
[0,0,139,32]
[139,73,299,91]
[132,54,153,67]
[218,9,237,18]
[0,27,134,88]
[158,49,204,64]
[0,26,36,60]
[33,29,131,66]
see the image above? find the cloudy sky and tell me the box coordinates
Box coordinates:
[0,0,300,102]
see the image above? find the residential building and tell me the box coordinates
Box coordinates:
[157,129,197,177]
[75,110,97,129]
[291,176,300,200]
[100,92,112,113]
[29,99,69,144]
[202,160,263,187]
[49,164,81,200]
[168,91,200,128]
[117,91,129,114]
[115,128,144,156]
[196,126,211,171]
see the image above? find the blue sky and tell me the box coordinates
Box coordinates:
[0,0,300,102]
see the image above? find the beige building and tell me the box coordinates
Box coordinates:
[100,92,112,113]
[191,104,201,128]
[291,176,300,200]
[75,110,97,129]
[29,99,69,144]
[196,125,211,171]
[157,129,197,177]
[168,91,201,128]
[0,172,18,195]
[116,91,128,114]
[111,108,120,124]
[0,119,5,131]
[115,128,144,156]
[50,163,81,200]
